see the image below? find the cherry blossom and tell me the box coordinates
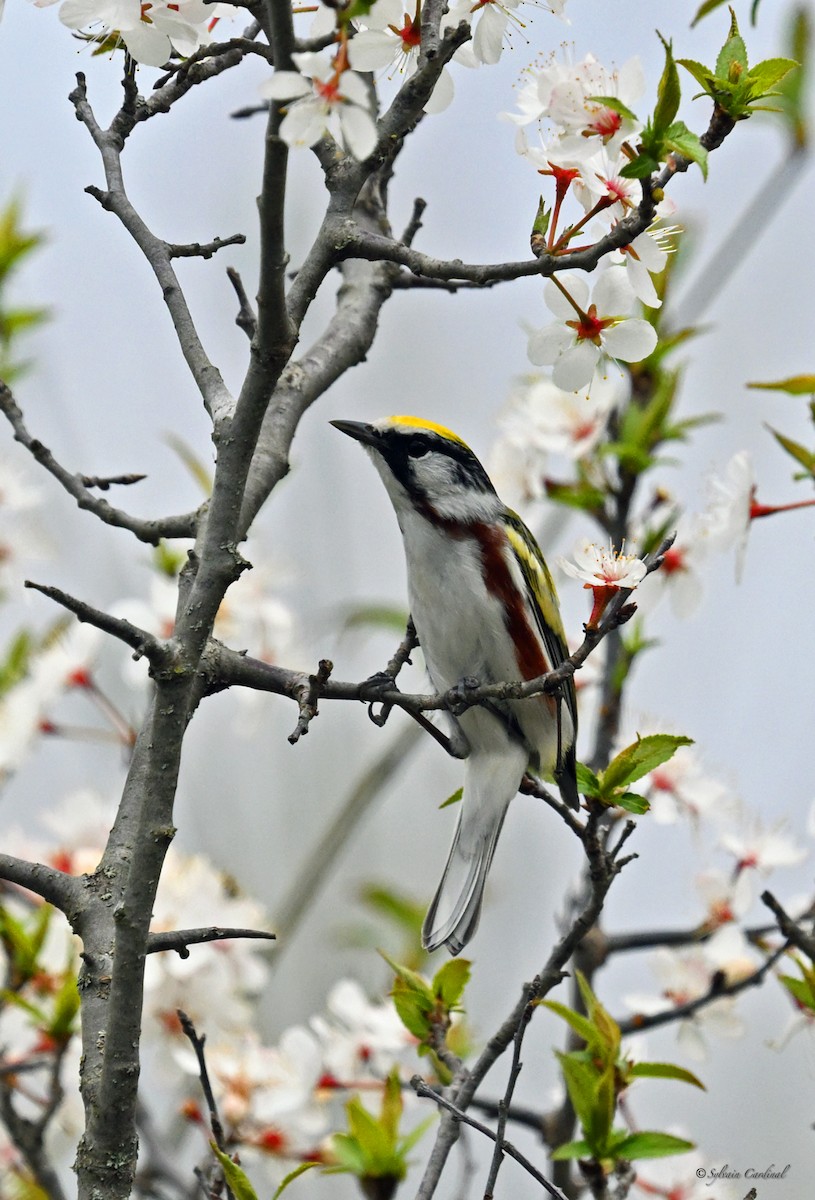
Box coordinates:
[527,268,658,390]
[262,53,378,161]
[639,742,735,827]
[494,370,619,481]
[625,932,752,1061]
[507,52,644,153]
[348,1,454,113]
[311,979,416,1082]
[720,816,808,877]
[57,0,216,68]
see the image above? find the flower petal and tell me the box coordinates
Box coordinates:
[602,317,657,363]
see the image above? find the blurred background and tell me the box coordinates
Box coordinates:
[1,0,815,1193]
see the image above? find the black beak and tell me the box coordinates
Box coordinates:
[330,419,381,450]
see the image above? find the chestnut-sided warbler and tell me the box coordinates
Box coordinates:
[332,415,578,955]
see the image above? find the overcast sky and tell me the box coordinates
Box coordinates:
[2,0,815,1193]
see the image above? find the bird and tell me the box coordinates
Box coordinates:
[331,415,578,955]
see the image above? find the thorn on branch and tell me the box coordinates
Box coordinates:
[401,198,427,247]
[226,267,258,340]
[78,472,147,490]
[288,659,333,744]
[231,102,270,120]
[84,185,115,212]
[147,926,277,959]
[167,233,247,260]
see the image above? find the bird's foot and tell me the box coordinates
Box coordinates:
[446,675,481,716]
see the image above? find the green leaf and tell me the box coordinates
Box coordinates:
[210,1145,260,1200]
[748,374,815,395]
[380,953,433,1000]
[439,787,463,810]
[551,1138,594,1160]
[601,734,693,792]
[778,973,815,1011]
[587,96,639,121]
[627,1061,706,1089]
[620,153,661,179]
[380,1070,402,1143]
[391,978,433,1039]
[715,11,748,81]
[164,433,213,496]
[677,58,716,92]
[271,1162,320,1200]
[556,1052,602,1139]
[663,121,709,177]
[432,958,471,1007]
[531,196,551,244]
[746,57,799,92]
[398,1113,436,1155]
[576,762,602,798]
[0,629,33,696]
[653,35,682,133]
[610,1131,695,1160]
[614,792,650,815]
[331,1133,368,1174]
[766,426,815,476]
[544,479,607,513]
[541,999,601,1048]
[691,0,728,26]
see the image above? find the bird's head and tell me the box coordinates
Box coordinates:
[331,415,502,525]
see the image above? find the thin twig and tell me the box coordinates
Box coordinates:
[226,267,258,339]
[618,941,790,1036]
[411,1078,568,1200]
[146,926,277,958]
[167,233,247,259]
[483,982,538,1198]
[24,581,172,667]
[177,1012,235,1200]
[287,658,333,743]
[0,381,196,543]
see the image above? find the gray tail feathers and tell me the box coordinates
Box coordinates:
[556,741,580,811]
[422,805,508,956]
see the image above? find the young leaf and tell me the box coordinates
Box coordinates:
[210,1145,260,1200]
[271,1162,320,1200]
[615,793,650,815]
[748,374,815,395]
[439,787,463,810]
[715,10,748,81]
[541,999,602,1049]
[610,1130,695,1159]
[653,36,682,134]
[601,734,693,792]
[551,1138,594,1160]
[576,762,602,798]
[627,1061,706,1089]
[691,0,728,25]
[587,96,639,121]
[432,958,471,1008]
[766,427,815,476]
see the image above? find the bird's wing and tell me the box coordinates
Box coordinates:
[503,509,578,735]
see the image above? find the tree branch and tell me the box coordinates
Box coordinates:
[0,382,197,543]
[70,73,234,424]
[412,1077,568,1200]
[146,926,277,958]
[24,581,173,668]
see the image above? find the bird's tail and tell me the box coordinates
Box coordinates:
[422,746,527,956]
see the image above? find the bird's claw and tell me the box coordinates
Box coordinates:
[447,675,481,716]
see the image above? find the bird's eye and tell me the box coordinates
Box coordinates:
[407,435,432,459]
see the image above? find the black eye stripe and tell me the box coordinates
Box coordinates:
[407,435,432,458]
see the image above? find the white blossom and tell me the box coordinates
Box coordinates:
[527,268,658,390]
[559,538,647,590]
[262,53,378,160]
